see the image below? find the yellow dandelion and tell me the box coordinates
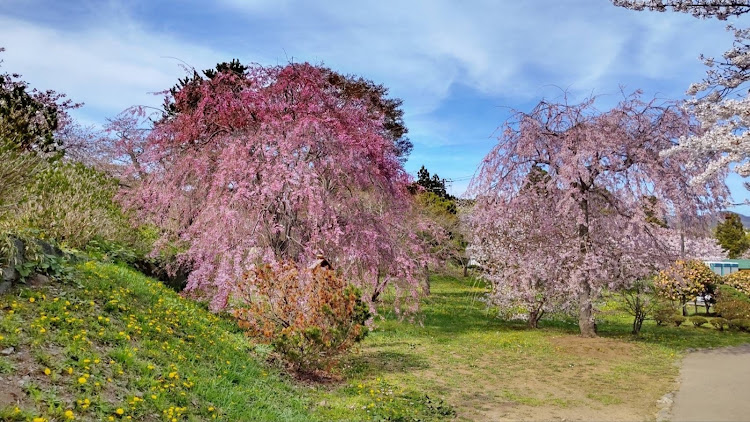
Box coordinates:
[64,409,74,419]
[116,408,124,415]
[29,297,35,303]
[43,368,51,375]
[78,377,86,384]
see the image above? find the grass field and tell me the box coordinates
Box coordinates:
[1,264,749,421]
[310,273,750,421]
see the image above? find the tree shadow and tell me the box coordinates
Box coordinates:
[343,350,430,378]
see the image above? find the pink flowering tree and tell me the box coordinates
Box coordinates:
[127,62,434,311]
[469,167,576,328]
[469,92,727,336]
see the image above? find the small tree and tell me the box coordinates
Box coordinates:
[715,213,749,258]
[654,259,720,316]
[620,278,660,335]
[414,166,452,200]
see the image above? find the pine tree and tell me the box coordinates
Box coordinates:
[715,213,750,259]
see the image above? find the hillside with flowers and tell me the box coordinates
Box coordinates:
[0,262,313,421]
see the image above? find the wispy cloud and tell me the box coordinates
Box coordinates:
[1,0,746,201]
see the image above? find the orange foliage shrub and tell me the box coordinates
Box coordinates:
[231,261,370,374]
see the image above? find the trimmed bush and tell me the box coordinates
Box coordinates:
[654,307,677,326]
[671,315,687,327]
[690,316,708,327]
[710,317,729,331]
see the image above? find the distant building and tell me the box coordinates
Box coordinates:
[706,260,742,276]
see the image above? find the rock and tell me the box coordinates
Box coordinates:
[17,375,30,387]
[1,237,24,283]
[29,273,50,286]
[1,347,14,356]
[0,280,11,294]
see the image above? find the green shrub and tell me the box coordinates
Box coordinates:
[671,315,687,327]
[715,286,750,320]
[9,162,135,249]
[690,316,708,327]
[654,307,677,326]
[710,317,729,331]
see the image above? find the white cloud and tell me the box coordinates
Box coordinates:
[0,14,240,122]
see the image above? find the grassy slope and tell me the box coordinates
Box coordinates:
[0,262,313,422]
[311,274,750,421]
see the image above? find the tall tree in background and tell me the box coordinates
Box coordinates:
[469,92,727,337]
[415,165,452,200]
[715,212,750,258]
[128,62,433,311]
[613,1,750,184]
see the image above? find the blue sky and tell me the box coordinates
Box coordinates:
[2,0,749,210]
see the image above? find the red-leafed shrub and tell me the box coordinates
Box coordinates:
[232,261,370,374]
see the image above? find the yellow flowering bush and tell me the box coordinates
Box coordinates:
[723,271,750,296]
[654,259,719,311]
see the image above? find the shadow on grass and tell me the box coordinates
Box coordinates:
[343,350,430,378]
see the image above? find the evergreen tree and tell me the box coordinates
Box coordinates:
[715,212,750,259]
[415,165,452,200]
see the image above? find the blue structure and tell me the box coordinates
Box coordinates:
[705,261,739,276]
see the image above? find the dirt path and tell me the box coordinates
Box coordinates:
[670,344,750,422]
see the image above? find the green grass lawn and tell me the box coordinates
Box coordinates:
[2,264,749,421]
[310,273,750,421]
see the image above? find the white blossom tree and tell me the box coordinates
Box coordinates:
[613,1,750,185]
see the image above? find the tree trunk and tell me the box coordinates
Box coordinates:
[632,316,644,335]
[577,195,597,337]
[462,263,468,278]
[527,306,544,329]
[578,281,597,337]
[421,264,431,296]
